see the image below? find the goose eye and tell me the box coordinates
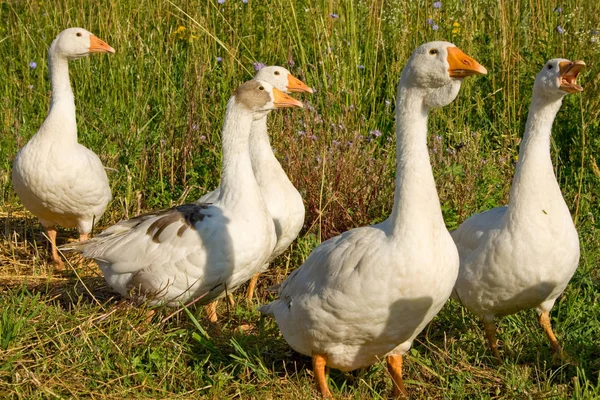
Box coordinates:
[547,64,553,69]
[274,71,280,76]
[429,49,438,55]
[258,86,264,91]
[76,32,82,37]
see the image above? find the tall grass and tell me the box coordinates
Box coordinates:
[1,0,599,398]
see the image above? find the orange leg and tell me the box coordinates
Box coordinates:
[245,273,260,301]
[539,312,563,353]
[46,226,64,269]
[79,233,89,242]
[205,301,218,323]
[227,293,236,308]
[312,353,332,398]
[386,354,407,398]
[483,317,502,361]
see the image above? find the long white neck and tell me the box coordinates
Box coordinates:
[249,115,291,189]
[508,94,564,215]
[508,94,565,215]
[39,49,77,143]
[217,100,263,210]
[388,84,445,237]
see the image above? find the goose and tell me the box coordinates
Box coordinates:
[451,59,584,360]
[62,80,304,309]
[259,42,487,398]
[12,27,115,268]
[198,66,312,311]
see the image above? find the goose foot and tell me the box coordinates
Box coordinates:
[227,293,236,308]
[205,301,218,323]
[539,311,572,362]
[46,227,65,270]
[312,353,332,398]
[245,273,260,301]
[386,354,408,398]
[483,317,502,362]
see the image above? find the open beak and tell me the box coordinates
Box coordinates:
[287,74,314,93]
[273,88,304,108]
[559,60,585,93]
[447,46,487,78]
[89,35,116,54]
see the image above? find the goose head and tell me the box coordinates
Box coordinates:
[401,41,487,108]
[254,66,313,94]
[49,28,115,60]
[234,80,304,120]
[534,58,585,100]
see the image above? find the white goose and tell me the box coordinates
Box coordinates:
[198,66,312,307]
[63,80,304,308]
[259,42,487,397]
[12,28,115,268]
[451,59,584,360]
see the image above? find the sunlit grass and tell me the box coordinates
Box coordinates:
[1,0,599,398]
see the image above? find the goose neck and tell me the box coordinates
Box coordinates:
[508,94,564,212]
[38,51,78,143]
[218,100,262,208]
[389,85,445,236]
[48,52,75,109]
[249,114,288,187]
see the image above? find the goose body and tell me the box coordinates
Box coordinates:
[260,42,487,397]
[452,59,584,358]
[63,81,303,307]
[198,67,311,302]
[12,28,115,266]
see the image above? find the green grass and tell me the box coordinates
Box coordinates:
[1,0,600,398]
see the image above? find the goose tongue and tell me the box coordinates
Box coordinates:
[559,60,585,93]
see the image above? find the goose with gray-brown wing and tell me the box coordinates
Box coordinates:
[62,80,303,307]
[198,66,312,312]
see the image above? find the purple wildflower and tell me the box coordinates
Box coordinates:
[332,140,341,146]
[554,6,562,13]
[308,134,318,140]
[385,100,391,106]
[358,64,365,69]
[192,124,198,131]
[370,130,382,138]
[242,0,248,3]
[28,85,34,90]
[432,24,439,31]
[218,0,225,3]
[556,25,564,34]
[200,135,206,140]
[297,130,306,136]
[29,61,37,70]
[330,13,339,18]
[253,62,266,71]
[427,17,434,25]
[216,56,223,62]
[433,1,442,9]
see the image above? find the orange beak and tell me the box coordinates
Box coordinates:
[89,35,116,54]
[447,46,487,78]
[287,74,313,93]
[559,60,585,93]
[273,88,304,108]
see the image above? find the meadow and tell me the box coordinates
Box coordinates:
[1,0,599,398]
